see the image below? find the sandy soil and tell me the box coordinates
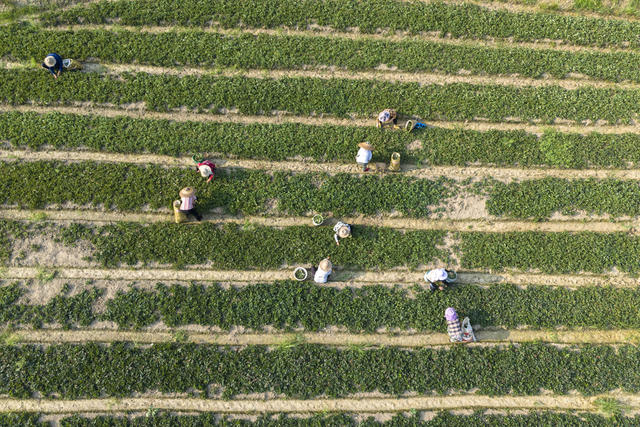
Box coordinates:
[5,394,640,414]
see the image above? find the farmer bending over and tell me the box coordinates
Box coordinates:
[179,187,202,221]
[377,109,399,129]
[424,268,453,291]
[310,257,332,284]
[333,221,351,246]
[356,142,374,172]
[195,160,216,183]
[445,308,473,343]
[42,53,63,79]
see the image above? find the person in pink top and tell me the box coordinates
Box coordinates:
[195,160,216,183]
[179,187,202,221]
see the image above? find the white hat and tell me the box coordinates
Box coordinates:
[337,226,350,238]
[319,258,332,271]
[199,165,213,178]
[424,268,448,283]
[44,56,56,67]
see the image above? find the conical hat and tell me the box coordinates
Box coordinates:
[179,187,195,198]
[319,258,332,271]
[199,165,213,178]
[44,56,56,67]
[358,142,374,151]
[337,226,350,238]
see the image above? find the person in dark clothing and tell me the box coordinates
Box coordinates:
[42,53,63,79]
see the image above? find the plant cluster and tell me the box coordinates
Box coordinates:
[2,342,640,398]
[487,177,640,219]
[461,231,640,273]
[0,411,632,426]
[6,24,640,83]
[65,222,445,268]
[40,0,640,48]
[0,160,453,216]
[5,69,640,123]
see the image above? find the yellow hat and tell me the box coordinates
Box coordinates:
[179,187,195,198]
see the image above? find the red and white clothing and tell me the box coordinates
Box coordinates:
[196,160,216,182]
[180,195,196,210]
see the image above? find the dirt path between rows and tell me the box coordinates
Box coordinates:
[0,207,634,233]
[11,328,640,346]
[2,394,639,414]
[4,103,640,135]
[7,147,640,183]
[4,266,640,288]
[4,56,634,91]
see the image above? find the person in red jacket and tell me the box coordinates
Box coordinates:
[195,160,216,183]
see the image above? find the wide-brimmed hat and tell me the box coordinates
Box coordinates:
[319,258,332,271]
[358,142,374,151]
[337,226,351,238]
[445,307,458,321]
[179,187,195,198]
[199,165,213,178]
[44,56,56,67]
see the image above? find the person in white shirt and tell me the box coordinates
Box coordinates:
[333,221,351,246]
[424,268,451,291]
[356,142,374,172]
[311,258,332,284]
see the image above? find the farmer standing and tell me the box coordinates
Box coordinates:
[179,187,203,221]
[333,221,351,246]
[195,160,216,183]
[356,142,374,172]
[311,257,332,284]
[424,268,451,291]
[42,53,63,79]
[377,109,399,129]
[445,307,472,343]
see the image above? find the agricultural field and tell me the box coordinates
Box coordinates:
[5,0,640,425]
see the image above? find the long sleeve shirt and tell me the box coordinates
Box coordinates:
[41,53,63,76]
[355,148,372,164]
[196,160,216,182]
[180,195,196,210]
[333,221,351,244]
[314,267,331,283]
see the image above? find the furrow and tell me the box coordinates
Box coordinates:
[11,328,640,346]
[4,104,640,135]
[4,56,636,91]
[3,395,640,413]
[3,266,640,288]
[9,147,640,182]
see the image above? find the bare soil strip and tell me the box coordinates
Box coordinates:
[3,394,640,414]
[7,147,640,183]
[4,103,640,136]
[51,23,627,55]
[0,207,634,233]
[11,328,640,346]
[3,56,632,91]
[4,266,640,288]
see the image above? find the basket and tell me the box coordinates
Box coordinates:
[173,200,187,223]
[404,120,415,132]
[293,267,308,281]
[312,214,324,226]
[388,152,401,172]
[445,270,458,284]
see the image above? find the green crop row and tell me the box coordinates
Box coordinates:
[3,342,640,397]
[5,279,640,332]
[0,160,453,216]
[460,231,640,273]
[59,222,446,269]
[487,177,640,219]
[7,111,640,169]
[5,411,639,426]
[39,0,640,48]
[6,24,640,83]
[4,69,640,123]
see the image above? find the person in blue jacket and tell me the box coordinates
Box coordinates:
[42,53,63,79]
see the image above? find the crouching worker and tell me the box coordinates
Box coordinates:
[377,109,399,129]
[424,268,455,291]
[42,53,82,79]
[310,257,332,284]
[445,308,475,343]
[179,187,203,221]
[195,159,216,183]
[333,221,351,246]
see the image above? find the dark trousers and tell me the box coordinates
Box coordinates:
[180,208,202,221]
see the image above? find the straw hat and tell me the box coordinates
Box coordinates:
[199,165,213,178]
[179,187,195,198]
[44,56,56,67]
[337,226,351,238]
[319,258,332,271]
[358,142,374,151]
